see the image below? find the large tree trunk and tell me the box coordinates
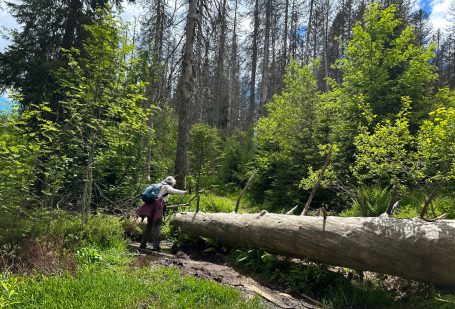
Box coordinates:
[212,0,228,128]
[282,0,289,75]
[227,0,239,133]
[174,0,197,189]
[247,0,260,126]
[259,0,271,118]
[172,212,455,287]
[304,0,315,63]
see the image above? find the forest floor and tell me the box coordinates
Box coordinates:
[129,241,322,309]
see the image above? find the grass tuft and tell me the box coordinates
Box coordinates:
[9,266,262,309]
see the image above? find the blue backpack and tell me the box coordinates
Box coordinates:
[141,183,162,203]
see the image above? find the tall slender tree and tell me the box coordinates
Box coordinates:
[174,0,198,189]
[247,0,260,125]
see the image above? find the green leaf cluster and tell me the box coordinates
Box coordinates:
[252,4,453,215]
[0,9,152,213]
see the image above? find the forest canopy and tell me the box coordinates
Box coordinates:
[0,0,454,221]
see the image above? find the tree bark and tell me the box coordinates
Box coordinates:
[323,0,330,92]
[213,0,228,128]
[289,0,298,59]
[259,0,271,118]
[172,212,455,287]
[82,128,95,221]
[282,0,289,74]
[304,0,315,64]
[247,0,260,126]
[174,0,197,189]
[227,0,239,132]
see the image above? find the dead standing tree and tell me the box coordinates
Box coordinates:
[174,0,198,189]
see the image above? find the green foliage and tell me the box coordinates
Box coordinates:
[46,213,126,250]
[353,97,413,187]
[0,9,152,214]
[336,3,437,124]
[189,123,222,190]
[233,249,338,295]
[0,0,113,110]
[299,144,339,191]
[430,196,455,219]
[341,186,392,217]
[395,194,455,219]
[253,60,324,209]
[351,88,455,218]
[415,106,455,184]
[324,4,439,201]
[0,101,61,208]
[76,247,102,265]
[10,267,262,309]
[0,274,19,308]
[149,105,179,178]
[0,210,125,253]
[232,248,395,307]
[324,279,394,308]
[218,129,255,187]
[189,193,235,213]
[406,293,455,308]
[53,10,150,211]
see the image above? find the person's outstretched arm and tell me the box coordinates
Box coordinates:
[162,185,187,195]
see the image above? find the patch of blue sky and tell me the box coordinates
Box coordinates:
[298,25,307,37]
[419,0,433,14]
[0,1,19,52]
[0,95,12,112]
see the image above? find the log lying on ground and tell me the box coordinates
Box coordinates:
[172,212,455,287]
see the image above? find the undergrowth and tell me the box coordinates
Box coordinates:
[166,190,262,214]
[0,210,262,309]
[232,248,394,308]
[341,186,455,219]
[3,266,262,309]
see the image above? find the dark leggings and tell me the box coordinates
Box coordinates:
[140,217,163,248]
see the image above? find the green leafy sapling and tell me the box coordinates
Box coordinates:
[414,106,455,218]
[352,97,413,215]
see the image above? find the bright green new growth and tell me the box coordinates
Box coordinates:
[353,97,413,187]
[254,60,324,209]
[336,3,437,122]
[7,267,262,309]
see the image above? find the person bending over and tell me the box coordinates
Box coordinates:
[138,176,187,250]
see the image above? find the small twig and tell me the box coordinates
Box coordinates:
[419,181,444,219]
[435,213,448,220]
[286,205,299,215]
[301,146,333,216]
[235,172,256,213]
[167,203,190,209]
[385,185,399,215]
[300,293,323,306]
[381,201,399,218]
[391,201,400,214]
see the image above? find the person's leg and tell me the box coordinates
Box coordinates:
[151,217,163,250]
[139,216,153,248]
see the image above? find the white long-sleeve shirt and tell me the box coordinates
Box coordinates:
[158,182,186,201]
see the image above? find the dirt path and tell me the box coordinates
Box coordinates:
[128,242,321,309]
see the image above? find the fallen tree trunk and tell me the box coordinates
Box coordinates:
[172,212,455,287]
